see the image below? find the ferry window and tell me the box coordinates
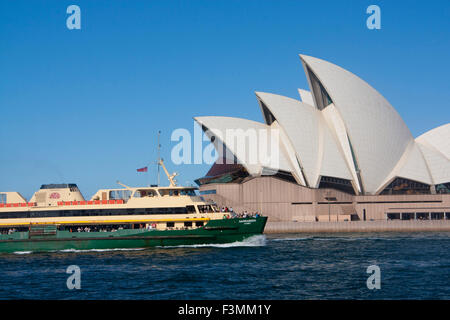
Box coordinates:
[197,205,212,213]
[184,222,192,227]
[166,222,175,228]
[173,207,188,214]
[195,221,204,227]
[159,189,184,197]
[0,194,6,204]
[110,190,132,200]
[186,205,196,213]
[134,189,157,198]
[146,190,157,197]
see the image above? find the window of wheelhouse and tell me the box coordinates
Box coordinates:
[158,189,192,197]
[133,189,158,198]
[69,184,79,192]
[109,190,132,201]
[186,205,196,213]
[0,194,6,204]
[197,205,213,213]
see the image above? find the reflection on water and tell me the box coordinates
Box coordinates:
[0,232,448,299]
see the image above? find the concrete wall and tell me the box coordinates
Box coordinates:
[265,220,450,233]
[200,176,450,222]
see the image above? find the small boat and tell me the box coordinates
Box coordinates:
[0,160,266,253]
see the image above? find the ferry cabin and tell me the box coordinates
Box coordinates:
[0,183,224,233]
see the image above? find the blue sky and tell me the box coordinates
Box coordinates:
[0,0,449,199]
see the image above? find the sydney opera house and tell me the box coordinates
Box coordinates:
[194,54,450,222]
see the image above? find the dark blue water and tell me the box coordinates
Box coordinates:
[0,232,449,299]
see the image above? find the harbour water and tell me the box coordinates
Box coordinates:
[0,232,449,299]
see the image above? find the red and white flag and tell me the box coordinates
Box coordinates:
[137,167,148,172]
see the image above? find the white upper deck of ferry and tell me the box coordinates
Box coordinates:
[0,183,213,209]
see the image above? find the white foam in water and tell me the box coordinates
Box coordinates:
[13,251,32,255]
[9,237,267,254]
[159,235,267,249]
[271,237,311,242]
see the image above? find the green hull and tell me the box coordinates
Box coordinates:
[0,217,267,253]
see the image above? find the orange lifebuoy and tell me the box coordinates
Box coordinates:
[151,223,157,228]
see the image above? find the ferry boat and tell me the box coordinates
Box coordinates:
[0,161,267,253]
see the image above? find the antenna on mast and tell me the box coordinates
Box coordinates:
[157,130,161,186]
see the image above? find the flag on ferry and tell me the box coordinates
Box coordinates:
[137,167,148,172]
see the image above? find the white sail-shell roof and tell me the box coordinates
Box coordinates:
[378,141,434,191]
[321,104,361,191]
[194,116,295,177]
[412,124,450,185]
[416,124,450,160]
[417,143,450,185]
[300,54,414,194]
[298,89,314,106]
[196,54,449,194]
[255,92,352,187]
